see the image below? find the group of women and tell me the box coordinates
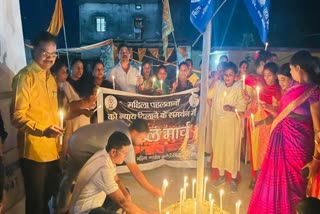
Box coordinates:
[207,50,320,213]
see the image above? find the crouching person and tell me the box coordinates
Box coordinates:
[69,131,157,214]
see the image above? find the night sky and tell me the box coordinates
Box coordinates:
[19,0,320,49]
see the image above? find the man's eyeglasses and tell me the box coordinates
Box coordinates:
[116,150,128,157]
[37,49,58,58]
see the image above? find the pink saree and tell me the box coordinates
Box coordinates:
[248,83,319,214]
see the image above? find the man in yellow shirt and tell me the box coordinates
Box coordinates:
[11,31,63,214]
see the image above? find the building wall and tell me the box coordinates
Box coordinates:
[79,2,161,45]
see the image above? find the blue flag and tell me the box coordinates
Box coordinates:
[243,0,270,44]
[190,0,214,33]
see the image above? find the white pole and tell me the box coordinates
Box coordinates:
[196,20,211,213]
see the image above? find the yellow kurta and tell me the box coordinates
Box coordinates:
[211,81,247,174]
[12,61,59,162]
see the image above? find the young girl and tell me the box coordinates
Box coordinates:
[243,50,273,189]
[137,60,154,95]
[153,65,170,95]
[172,62,193,93]
[236,60,249,81]
[255,62,282,170]
[277,63,295,93]
[210,62,247,192]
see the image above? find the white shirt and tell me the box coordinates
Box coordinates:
[107,64,139,93]
[72,150,119,214]
[68,120,136,166]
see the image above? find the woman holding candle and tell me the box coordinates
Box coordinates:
[89,60,113,123]
[242,50,272,189]
[236,60,249,81]
[209,62,247,192]
[254,62,282,172]
[153,65,170,95]
[248,51,320,214]
[137,60,155,95]
[171,62,193,93]
[51,60,96,156]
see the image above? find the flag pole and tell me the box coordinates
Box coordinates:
[192,0,227,47]
[171,32,180,72]
[62,23,70,70]
[196,20,211,212]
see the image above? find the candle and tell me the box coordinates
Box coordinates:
[59,110,64,145]
[161,179,168,197]
[192,178,196,199]
[242,74,246,89]
[235,108,240,120]
[219,189,224,212]
[235,200,241,214]
[96,88,101,95]
[203,176,208,201]
[158,197,162,213]
[183,176,188,201]
[112,75,115,90]
[224,91,227,97]
[180,188,183,214]
[176,69,179,83]
[194,201,197,214]
[92,105,102,113]
[166,212,169,214]
[160,80,163,90]
[139,66,142,76]
[152,77,156,88]
[251,113,255,129]
[183,183,188,201]
[256,86,260,110]
[208,193,212,202]
[265,42,269,51]
[210,199,214,214]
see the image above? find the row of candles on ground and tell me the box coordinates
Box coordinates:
[158,177,241,214]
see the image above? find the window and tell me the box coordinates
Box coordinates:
[96,17,106,32]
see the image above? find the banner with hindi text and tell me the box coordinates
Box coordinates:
[97,88,200,172]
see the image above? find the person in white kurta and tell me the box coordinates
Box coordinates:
[210,62,247,192]
[63,82,92,153]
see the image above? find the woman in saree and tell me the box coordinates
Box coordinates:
[248,50,320,214]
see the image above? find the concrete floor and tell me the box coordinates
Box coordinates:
[119,162,252,214]
[5,162,252,214]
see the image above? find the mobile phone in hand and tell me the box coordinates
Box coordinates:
[301,167,309,178]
